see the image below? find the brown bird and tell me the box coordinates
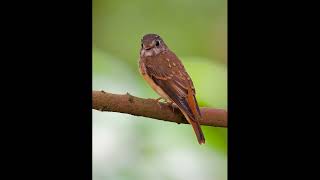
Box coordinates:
[139,33,205,144]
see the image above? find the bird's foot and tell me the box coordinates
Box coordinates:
[167,101,175,112]
[155,97,164,102]
[154,98,175,111]
[155,97,164,109]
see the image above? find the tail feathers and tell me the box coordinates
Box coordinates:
[189,119,205,144]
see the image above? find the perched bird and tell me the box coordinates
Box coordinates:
[139,33,205,144]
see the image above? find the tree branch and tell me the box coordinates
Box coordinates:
[92,90,227,128]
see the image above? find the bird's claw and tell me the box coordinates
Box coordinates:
[155,97,164,109]
[154,98,175,112]
[167,101,175,112]
[155,97,164,102]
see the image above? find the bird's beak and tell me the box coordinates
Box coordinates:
[143,44,154,50]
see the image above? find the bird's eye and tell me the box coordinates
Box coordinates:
[155,40,160,47]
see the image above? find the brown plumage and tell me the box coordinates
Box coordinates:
[139,33,205,144]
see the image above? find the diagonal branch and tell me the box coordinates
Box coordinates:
[92,90,227,128]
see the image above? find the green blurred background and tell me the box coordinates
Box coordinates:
[93,0,227,179]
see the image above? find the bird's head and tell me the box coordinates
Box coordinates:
[140,33,168,57]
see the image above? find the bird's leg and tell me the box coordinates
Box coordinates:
[155,97,164,102]
[154,97,164,109]
[154,98,175,111]
[167,101,175,112]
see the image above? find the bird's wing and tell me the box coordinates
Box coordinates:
[145,52,201,121]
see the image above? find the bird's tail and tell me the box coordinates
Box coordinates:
[188,117,205,144]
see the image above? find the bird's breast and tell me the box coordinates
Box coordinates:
[139,58,171,101]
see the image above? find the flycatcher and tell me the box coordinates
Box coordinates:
[139,33,205,144]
